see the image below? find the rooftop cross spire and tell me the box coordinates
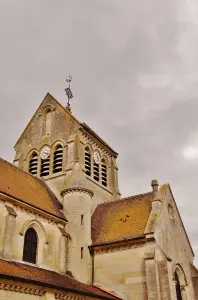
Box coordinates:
[64,75,73,112]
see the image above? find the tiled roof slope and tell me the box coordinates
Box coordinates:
[0,158,65,220]
[0,259,120,299]
[92,192,152,244]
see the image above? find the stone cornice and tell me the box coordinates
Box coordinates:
[61,187,94,198]
[55,293,85,300]
[0,282,45,296]
[0,192,67,225]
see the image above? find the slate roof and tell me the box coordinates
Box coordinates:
[92,192,152,244]
[0,259,121,299]
[0,158,65,220]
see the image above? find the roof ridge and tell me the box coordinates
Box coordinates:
[96,191,152,207]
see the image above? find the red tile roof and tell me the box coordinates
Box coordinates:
[0,158,65,220]
[92,192,152,244]
[0,259,120,299]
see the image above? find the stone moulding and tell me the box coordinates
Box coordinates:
[61,187,94,198]
[55,293,84,300]
[0,282,45,296]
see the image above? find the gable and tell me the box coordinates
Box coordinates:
[154,184,194,259]
[92,192,152,244]
[14,93,80,153]
[0,158,66,220]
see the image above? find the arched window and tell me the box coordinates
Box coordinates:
[29,152,38,175]
[53,144,63,173]
[40,156,50,177]
[23,228,38,264]
[85,147,91,176]
[101,159,107,186]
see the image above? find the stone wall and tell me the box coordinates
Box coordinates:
[94,243,147,300]
[155,186,196,300]
[0,200,66,274]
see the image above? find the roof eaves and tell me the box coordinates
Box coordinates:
[0,273,117,300]
[80,122,118,156]
[0,191,67,223]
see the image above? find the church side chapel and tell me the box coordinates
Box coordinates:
[0,90,198,300]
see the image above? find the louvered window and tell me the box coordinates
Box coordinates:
[85,147,91,176]
[53,144,63,173]
[40,157,50,177]
[101,159,107,186]
[23,228,38,264]
[93,162,99,181]
[29,152,38,175]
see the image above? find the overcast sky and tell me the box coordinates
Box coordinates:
[1,1,198,265]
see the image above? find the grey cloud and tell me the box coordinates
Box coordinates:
[1,0,198,264]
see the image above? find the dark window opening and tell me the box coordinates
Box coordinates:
[85,148,91,176]
[81,247,84,259]
[29,152,38,176]
[175,272,182,300]
[101,159,107,187]
[53,144,63,174]
[81,215,84,227]
[23,228,38,264]
[40,157,50,177]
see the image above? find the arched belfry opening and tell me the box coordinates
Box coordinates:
[174,266,187,300]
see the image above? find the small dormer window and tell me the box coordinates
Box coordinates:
[29,152,38,175]
[53,144,63,173]
[101,159,107,187]
[85,147,91,176]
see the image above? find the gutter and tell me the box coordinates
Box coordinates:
[91,234,146,248]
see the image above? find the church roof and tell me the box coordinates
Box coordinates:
[0,158,65,221]
[0,259,121,299]
[91,192,152,244]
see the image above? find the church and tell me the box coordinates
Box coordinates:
[0,92,198,300]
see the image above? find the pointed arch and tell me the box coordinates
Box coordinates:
[20,219,48,265]
[53,143,63,173]
[20,219,48,244]
[174,265,187,300]
[28,151,38,175]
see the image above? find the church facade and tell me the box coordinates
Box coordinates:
[0,92,198,300]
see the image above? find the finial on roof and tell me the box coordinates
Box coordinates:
[64,75,73,112]
[151,179,159,198]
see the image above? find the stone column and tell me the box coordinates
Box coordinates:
[145,258,160,300]
[2,205,17,260]
[157,250,171,300]
[181,286,187,300]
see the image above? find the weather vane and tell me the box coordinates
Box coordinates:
[64,75,73,112]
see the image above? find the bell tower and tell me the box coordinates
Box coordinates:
[13,92,120,205]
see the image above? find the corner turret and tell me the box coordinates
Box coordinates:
[61,162,93,284]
